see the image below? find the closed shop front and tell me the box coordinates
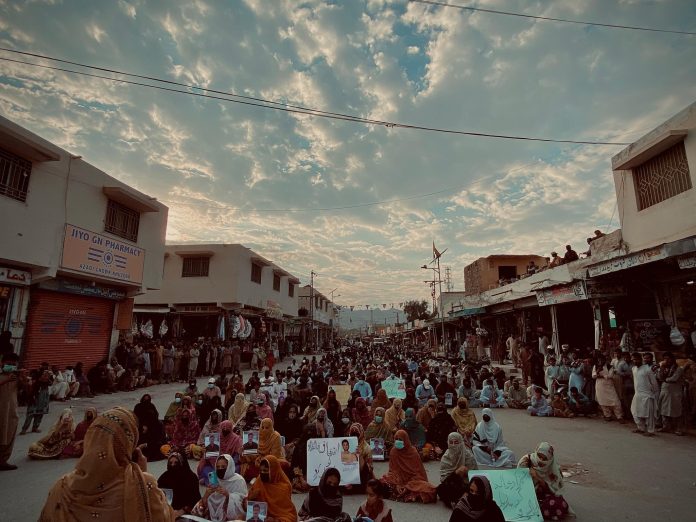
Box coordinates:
[23,289,115,370]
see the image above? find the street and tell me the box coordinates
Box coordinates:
[1,375,694,522]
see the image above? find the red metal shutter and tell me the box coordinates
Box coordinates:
[23,290,115,371]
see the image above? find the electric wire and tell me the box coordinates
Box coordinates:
[409,0,696,36]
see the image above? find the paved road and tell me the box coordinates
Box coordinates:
[1,373,695,521]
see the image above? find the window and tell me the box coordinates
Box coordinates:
[273,273,281,292]
[181,257,210,277]
[0,147,32,202]
[634,141,691,211]
[251,262,262,284]
[105,199,140,242]
[498,265,517,280]
[288,283,294,298]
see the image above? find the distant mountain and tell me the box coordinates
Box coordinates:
[338,308,404,329]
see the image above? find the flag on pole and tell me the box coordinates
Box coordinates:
[433,241,442,259]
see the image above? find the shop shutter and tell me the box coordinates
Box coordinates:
[23,290,115,371]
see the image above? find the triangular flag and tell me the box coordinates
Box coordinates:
[433,241,441,259]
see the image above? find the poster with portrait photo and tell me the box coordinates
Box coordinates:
[306,437,361,486]
[369,438,385,461]
[205,432,221,458]
[246,501,268,522]
[242,430,259,455]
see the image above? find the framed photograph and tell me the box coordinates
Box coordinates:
[242,430,259,455]
[205,432,221,458]
[445,392,454,407]
[246,501,268,522]
[369,438,385,461]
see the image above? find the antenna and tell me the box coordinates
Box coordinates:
[445,266,453,292]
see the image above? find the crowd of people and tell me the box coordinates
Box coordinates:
[1,332,693,521]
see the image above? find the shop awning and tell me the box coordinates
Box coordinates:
[133,307,171,314]
[451,307,486,318]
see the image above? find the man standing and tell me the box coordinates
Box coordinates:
[657,352,685,436]
[538,332,549,356]
[631,352,659,437]
[506,334,519,367]
[0,352,25,470]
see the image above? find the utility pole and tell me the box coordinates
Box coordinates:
[310,270,316,353]
[329,288,340,347]
[436,254,446,355]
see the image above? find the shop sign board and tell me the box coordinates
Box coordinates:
[0,266,31,286]
[588,246,667,277]
[536,281,586,306]
[61,224,145,285]
[38,279,127,300]
[677,255,696,270]
[265,300,283,320]
[584,280,626,299]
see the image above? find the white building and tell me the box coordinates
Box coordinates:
[133,244,300,341]
[0,115,168,369]
[297,285,337,347]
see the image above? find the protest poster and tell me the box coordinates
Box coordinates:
[246,501,268,521]
[307,437,361,486]
[469,469,543,522]
[380,378,406,399]
[328,384,351,405]
[205,432,220,458]
[445,392,454,406]
[369,438,385,461]
[242,430,259,455]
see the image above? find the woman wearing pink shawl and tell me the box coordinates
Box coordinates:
[255,394,274,422]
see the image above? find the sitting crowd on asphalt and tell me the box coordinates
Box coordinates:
[1,329,694,521]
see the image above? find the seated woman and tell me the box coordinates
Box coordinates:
[518,442,573,520]
[161,405,201,458]
[352,397,374,429]
[364,406,394,455]
[528,387,554,417]
[62,407,97,458]
[356,478,394,522]
[425,403,457,460]
[138,405,167,462]
[242,417,284,481]
[198,420,242,485]
[371,389,390,415]
[191,454,247,521]
[416,399,437,431]
[471,409,516,468]
[315,408,335,438]
[28,408,74,459]
[346,423,374,493]
[380,429,437,503]
[227,392,249,425]
[40,407,178,521]
[291,424,319,493]
[198,409,224,447]
[449,475,504,522]
[299,467,348,521]
[302,395,322,424]
[479,380,506,408]
[278,404,304,462]
[401,408,426,451]
[450,398,477,443]
[551,392,575,418]
[248,455,298,522]
[384,399,405,432]
[256,393,274,422]
[164,392,183,422]
[437,432,478,508]
[158,451,201,515]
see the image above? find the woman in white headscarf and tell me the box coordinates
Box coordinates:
[437,432,478,508]
[518,442,572,520]
[471,408,516,468]
[191,454,247,522]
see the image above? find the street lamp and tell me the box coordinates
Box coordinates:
[329,288,340,347]
[421,262,446,355]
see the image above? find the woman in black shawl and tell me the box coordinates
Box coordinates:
[279,404,304,462]
[449,475,504,522]
[427,403,458,456]
[157,450,202,514]
[134,394,159,426]
[291,424,318,478]
[134,394,166,461]
[299,467,346,521]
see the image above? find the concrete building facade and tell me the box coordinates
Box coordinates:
[134,244,300,341]
[0,115,168,369]
[463,254,549,295]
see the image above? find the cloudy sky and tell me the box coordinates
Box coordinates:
[1,0,695,309]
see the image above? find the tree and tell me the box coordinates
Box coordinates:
[403,300,430,323]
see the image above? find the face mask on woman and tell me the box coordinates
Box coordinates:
[375,416,383,424]
[208,384,214,389]
[175,397,182,403]
[216,468,227,479]
[197,400,203,406]
[394,440,405,450]
[341,417,350,424]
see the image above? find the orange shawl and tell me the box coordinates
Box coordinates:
[248,455,297,522]
[371,389,391,413]
[39,407,174,522]
[258,418,283,458]
[382,430,436,503]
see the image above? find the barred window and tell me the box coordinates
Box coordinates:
[105,199,140,242]
[182,257,210,277]
[273,273,281,292]
[0,147,32,202]
[634,141,692,211]
[251,262,262,284]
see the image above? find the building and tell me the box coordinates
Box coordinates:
[133,244,300,342]
[463,255,549,295]
[0,115,168,370]
[298,285,337,348]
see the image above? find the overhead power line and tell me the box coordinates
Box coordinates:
[409,0,696,36]
[0,48,629,146]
